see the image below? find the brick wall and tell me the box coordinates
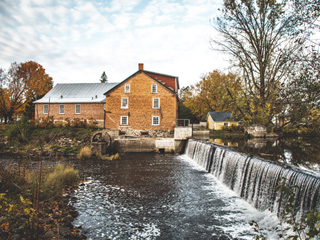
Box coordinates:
[34,103,105,121]
[105,72,178,131]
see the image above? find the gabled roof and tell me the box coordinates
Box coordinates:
[34,83,119,104]
[104,69,179,95]
[207,112,233,122]
[144,70,179,92]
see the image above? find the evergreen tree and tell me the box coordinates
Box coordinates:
[100,71,108,83]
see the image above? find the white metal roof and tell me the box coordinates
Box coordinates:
[34,83,119,104]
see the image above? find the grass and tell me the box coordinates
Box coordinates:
[43,164,79,198]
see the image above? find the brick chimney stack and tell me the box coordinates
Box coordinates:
[139,63,144,70]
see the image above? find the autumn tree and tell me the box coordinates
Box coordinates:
[0,61,53,122]
[211,0,306,124]
[100,71,108,83]
[183,70,242,121]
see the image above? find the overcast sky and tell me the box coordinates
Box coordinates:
[0,0,230,87]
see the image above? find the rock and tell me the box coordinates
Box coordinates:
[59,226,71,236]
[41,231,55,240]
[10,234,21,240]
[0,216,7,225]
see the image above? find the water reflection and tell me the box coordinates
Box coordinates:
[209,137,320,173]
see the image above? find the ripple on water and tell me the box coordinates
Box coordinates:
[71,153,279,240]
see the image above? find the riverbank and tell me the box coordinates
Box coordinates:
[0,123,98,157]
[0,161,87,240]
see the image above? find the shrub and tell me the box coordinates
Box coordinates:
[33,116,54,128]
[43,164,78,198]
[222,124,244,132]
[86,118,98,128]
[6,117,33,143]
[78,146,92,160]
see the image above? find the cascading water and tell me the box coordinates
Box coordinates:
[185,139,320,218]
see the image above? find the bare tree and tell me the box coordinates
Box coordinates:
[211,0,305,123]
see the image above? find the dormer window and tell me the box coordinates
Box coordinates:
[125,84,130,93]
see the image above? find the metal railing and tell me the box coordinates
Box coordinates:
[176,119,190,127]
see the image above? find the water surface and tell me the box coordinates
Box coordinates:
[71,153,277,240]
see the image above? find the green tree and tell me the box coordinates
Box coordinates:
[178,86,198,123]
[211,0,306,124]
[100,71,108,83]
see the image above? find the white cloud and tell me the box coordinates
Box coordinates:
[0,0,227,87]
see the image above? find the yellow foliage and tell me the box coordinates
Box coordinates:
[183,70,242,121]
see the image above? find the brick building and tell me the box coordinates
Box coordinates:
[104,64,179,134]
[34,64,179,133]
[34,83,118,128]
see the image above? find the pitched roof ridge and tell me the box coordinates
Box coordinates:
[143,70,178,79]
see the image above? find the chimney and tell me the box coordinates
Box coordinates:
[138,63,144,70]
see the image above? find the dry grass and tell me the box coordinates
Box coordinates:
[78,146,92,160]
[97,152,120,161]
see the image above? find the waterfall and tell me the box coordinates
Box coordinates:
[185,139,320,218]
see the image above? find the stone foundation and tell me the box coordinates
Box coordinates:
[117,128,174,138]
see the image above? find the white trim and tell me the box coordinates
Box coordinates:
[43,104,48,114]
[120,116,128,125]
[125,84,130,93]
[75,104,81,114]
[151,84,157,93]
[152,116,160,126]
[121,98,129,109]
[153,98,160,109]
[59,104,64,114]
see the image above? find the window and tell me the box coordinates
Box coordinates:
[121,116,128,125]
[153,98,160,109]
[224,122,229,127]
[121,98,129,108]
[75,104,81,114]
[151,84,157,93]
[43,104,48,114]
[59,104,64,114]
[152,116,160,126]
[125,84,130,93]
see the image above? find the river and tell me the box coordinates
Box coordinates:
[70,153,279,240]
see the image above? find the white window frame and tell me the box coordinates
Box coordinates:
[43,104,48,114]
[153,98,160,109]
[75,104,81,114]
[151,84,157,93]
[59,104,64,114]
[152,116,160,126]
[121,98,129,109]
[120,116,128,125]
[125,84,130,93]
